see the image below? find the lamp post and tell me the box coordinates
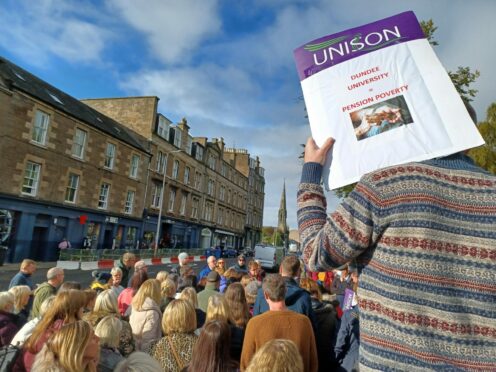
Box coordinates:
[154,149,182,256]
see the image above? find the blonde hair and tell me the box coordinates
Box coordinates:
[0,292,14,312]
[245,339,304,372]
[8,285,31,312]
[114,351,161,372]
[155,271,168,283]
[32,320,95,372]
[205,294,229,323]
[160,278,176,298]
[39,295,56,317]
[179,287,198,309]
[94,289,119,314]
[162,299,196,334]
[131,279,161,311]
[111,267,123,276]
[95,315,122,348]
[20,259,36,271]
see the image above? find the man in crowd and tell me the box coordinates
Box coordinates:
[9,259,36,290]
[170,251,190,274]
[297,132,496,371]
[198,255,217,280]
[253,255,314,324]
[32,267,64,318]
[230,254,248,274]
[117,252,135,287]
[197,270,221,312]
[240,274,318,372]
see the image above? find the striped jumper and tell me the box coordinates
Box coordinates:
[297,154,496,371]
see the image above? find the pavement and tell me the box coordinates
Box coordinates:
[0,261,58,272]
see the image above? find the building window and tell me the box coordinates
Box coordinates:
[186,135,193,155]
[191,198,199,219]
[179,193,187,216]
[157,116,170,140]
[151,183,162,208]
[173,128,182,148]
[104,143,116,169]
[124,190,135,214]
[204,203,213,221]
[22,161,41,196]
[184,167,190,185]
[195,172,202,190]
[156,151,167,173]
[168,188,176,212]
[219,185,225,201]
[195,145,203,161]
[207,179,215,196]
[72,128,87,159]
[217,208,223,225]
[64,173,79,203]
[98,183,110,209]
[172,160,180,179]
[208,155,216,171]
[31,110,50,145]
[221,163,226,177]
[129,154,140,178]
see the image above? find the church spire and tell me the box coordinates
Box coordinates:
[277,180,289,248]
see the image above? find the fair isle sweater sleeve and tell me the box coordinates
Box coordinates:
[297,162,384,272]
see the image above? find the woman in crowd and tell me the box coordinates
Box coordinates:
[8,285,31,326]
[95,315,125,372]
[11,296,55,347]
[129,279,162,351]
[83,289,134,356]
[224,283,250,329]
[31,320,100,372]
[114,351,161,372]
[244,281,259,315]
[83,289,98,313]
[247,260,265,282]
[160,278,177,312]
[240,275,255,288]
[179,287,205,328]
[0,291,19,347]
[118,269,148,317]
[245,339,304,372]
[110,267,125,296]
[22,290,87,371]
[301,277,338,371]
[155,271,168,284]
[185,320,238,372]
[147,299,197,372]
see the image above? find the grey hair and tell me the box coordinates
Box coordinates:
[47,267,63,280]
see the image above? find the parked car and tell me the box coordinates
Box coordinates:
[223,247,238,258]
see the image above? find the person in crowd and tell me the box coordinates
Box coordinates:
[245,339,304,372]
[240,274,255,288]
[300,278,338,371]
[176,275,196,296]
[225,283,251,329]
[155,270,168,284]
[118,269,148,317]
[90,271,112,294]
[22,289,86,371]
[179,287,205,328]
[223,268,244,287]
[31,320,99,372]
[83,289,98,314]
[253,256,314,325]
[128,260,147,287]
[57,281,82,292]
[8,285,31,326]
[240,274,318,372]
[129,279,162,351]
[160,278,177,312]
[334,292,360,372]
[205,294,244,361]
[83,289,135,357]
[110,267,125,296]
[9,259,36,290]
[308,270,334,294]
[170,252,190,275]
[198,255,217,280]
[185,320,238,372]
[215,258,229,293]
[330,265,353,307]
[147,299,198,372]
[297,122,496,371]
[117,252,136,288]
[0,292,19,346]
[95,315,125,372]
[57,237,71,250]
[31,267,64,318]
[114,351,161,372]
[244,281,259,315]
[229,254,248,274]
[197,271,221,312]
[11,296,55,347]
[247,260,265,282]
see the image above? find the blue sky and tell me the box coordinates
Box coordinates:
[1,0,495,228]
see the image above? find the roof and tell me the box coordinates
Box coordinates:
[0,56,150,154]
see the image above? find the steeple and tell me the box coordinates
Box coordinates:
[277,180,289,248]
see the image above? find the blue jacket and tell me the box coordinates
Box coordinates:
[198,266,212,281]
[9,272,34,290]
[335,306,360,372]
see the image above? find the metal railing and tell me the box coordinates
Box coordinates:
[58,248,206,262]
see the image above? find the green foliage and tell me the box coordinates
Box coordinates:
[334,183,356,199]
[420,19,438,46]
[262,226,275,244]
[467,103,496,174]
[448,67,480,102]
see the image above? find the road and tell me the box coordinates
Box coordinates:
[0,258,241,290]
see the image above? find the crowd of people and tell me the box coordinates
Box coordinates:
[0,252,361,371]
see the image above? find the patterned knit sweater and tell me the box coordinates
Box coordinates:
[297,154,496,371]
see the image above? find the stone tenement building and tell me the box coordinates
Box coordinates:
[0,56,265,262]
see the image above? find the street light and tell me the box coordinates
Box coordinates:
[154,149,182,256]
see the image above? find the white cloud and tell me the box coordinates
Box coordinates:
[108,0,221,64]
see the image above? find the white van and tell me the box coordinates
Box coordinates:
[254,244,285,271]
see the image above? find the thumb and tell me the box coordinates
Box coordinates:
[320,137,335,154]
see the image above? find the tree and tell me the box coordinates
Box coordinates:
[467,103,496,175]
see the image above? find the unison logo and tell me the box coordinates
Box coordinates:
[305,26,404,65]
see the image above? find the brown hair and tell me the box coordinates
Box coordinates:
[262,274,286,302]
[240,275,255,287]
[186,320,237,372]
[224,283,250,328]
[280,256,300,277]
[129,270,149,295]
[299,278,322,301]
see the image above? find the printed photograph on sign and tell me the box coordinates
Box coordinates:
[350,95,413,141]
